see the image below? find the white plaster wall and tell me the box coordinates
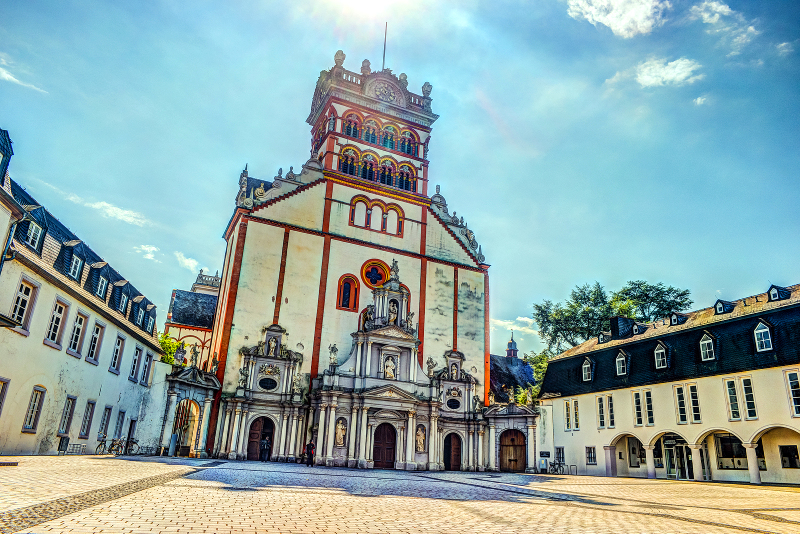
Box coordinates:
[423,263,454,365]
[250,181,326,231]
[425,215,477,266]
[457,269,486,401]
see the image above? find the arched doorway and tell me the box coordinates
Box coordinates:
[246,417,275,461]
[443,433,462,471]
[373,423,397,469]
[500,429,526,472]
[173,399,200,457]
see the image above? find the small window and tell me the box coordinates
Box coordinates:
[607,395,615,428]
[79,400,96,439]
[586,446,597,465]
[58,395,77,436]
[67,313,88,355]
[22,386,46,432]
[616,353,626,375]
[26,222,42,248]
[136,307,144,326]
[780,445,800,468]
[582,360,592,381]
[145,316,154,333]
[139,354,153,385]
[716,303,723,314]
[555,447,565,464]
[754,323,772,352]
[633,391,643,426]
[741,378,757,419]
[786,371,800,417]
[564,400,571,431]
[45,300,68,346]
[770,288,779,301]
[644,390,654,425]
[688,384,701,423]
[573,400,580,430]
[726,379,740,420]
[10,281,36,328]
[597,397,605,429]
[114,410,126,438]
[633,325,639,335]
[86,323,104,364]
[110,336,124,371]
[68,256,83,279]
[98,406,113,440]
[129,347,142,380]
[670,314,677,325]
[700,334,715,361]
[119,293,129,313]
[675,386,688,424]
[654,345,667,369]
[96,276,108,298]
[0,377,10,420]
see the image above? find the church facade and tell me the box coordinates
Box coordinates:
[201,51,535,471]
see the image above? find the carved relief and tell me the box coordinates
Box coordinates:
[259,363,280,376]
[384,356,396,379]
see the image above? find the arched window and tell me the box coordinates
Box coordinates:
[360,156,375,181]
[616,353,626,375]
[352,201,367,227]
[364,121,378,144]
[700,334,715,361]
[386,209,399,235]
[337,275,359,312]
[382,126,397,149]
[654,344,667,369]
[582,360,592,382]
[754,323,772,352]
[370,206,383,231]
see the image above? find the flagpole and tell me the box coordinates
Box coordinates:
[382,22,387,70]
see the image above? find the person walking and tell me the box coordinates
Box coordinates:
[259,436,269,462]
[305,440,316,467]
[265,436,272,462]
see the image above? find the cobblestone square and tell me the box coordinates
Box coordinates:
[2,456,800,533]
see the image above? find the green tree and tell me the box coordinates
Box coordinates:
[158,332,178,365]
[611,280,693,323]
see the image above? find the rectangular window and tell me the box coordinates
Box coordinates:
[58,395,77,436]
[136,307,144,326]
[145,316,154,333]
[0,377,9,420]
[715,433,750,470]
[597,397,605,429]
[564,400,571,431]
[787,371,800,417]
[68,255,82,279]
[586,446,597,465]
[688,384,701,423]
[555,447,565,464]
[573,400,580,430]
[700,337,715,361]
[22,387,46,432]
[114,410,126,438]
[45,300,67,345]
[607,395,615,428]
[26,222,42,248]
[644,390,654,425]
[119,293,128,313]
[139,353,153,385]
[726,379,741,420]
[10,281,35,327]
[96,276,108,298]
[780,445,800,468]
[633,391,643,426]
[67,313,87,355]
[675,386,688,424]
[79,401,95,438]
[129,347,142,380]
[741,378,757,419]
[86,323,104,363]
[110,336,124,372]
[98,406,112,440]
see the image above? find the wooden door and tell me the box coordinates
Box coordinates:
[444,433,461,471]
[499,429,526,472]
[372,423,396,469]
[246,417,263,461]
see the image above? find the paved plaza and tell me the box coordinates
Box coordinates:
[1,456,800,533]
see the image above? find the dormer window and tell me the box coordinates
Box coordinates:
[136,307,144,326]
[582,360,592,382]
[96,277,108,298]
[654,344,667,369]
[632,325,639,335]
[670,314,677,325]
[68,256,83,280]
[616,353,626,376]
[119,293,128,313]
[26,222,42,249]
[716,303,723,314]
[700,334,715,361]
[770,288,778,300]
[754,323,772,352]
[145,316,154,333]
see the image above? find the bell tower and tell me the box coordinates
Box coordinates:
[306,50,438,198]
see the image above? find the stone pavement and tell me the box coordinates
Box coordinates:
[1,456,800,533]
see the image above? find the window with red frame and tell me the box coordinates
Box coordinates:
[337,276,359,311]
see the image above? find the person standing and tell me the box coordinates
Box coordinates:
[265,436,272,462]
[305,440,316,467]
[259,436,269,462]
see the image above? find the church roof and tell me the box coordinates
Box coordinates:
[167,289,217,329]
[490,354,534,403]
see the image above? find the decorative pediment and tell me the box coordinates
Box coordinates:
[365,384,418,402]
[168,365,221,390]
[367,325,418,341]
[484,402,536,417]
[372,409,403,419]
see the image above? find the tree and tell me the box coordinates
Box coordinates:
[158,331,178,365]
[532,280,692,354]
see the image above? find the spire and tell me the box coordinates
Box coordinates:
[382,22,387,70]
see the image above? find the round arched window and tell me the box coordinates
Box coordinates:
[446,399,461,410]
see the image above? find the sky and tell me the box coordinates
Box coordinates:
[1,0,798,356]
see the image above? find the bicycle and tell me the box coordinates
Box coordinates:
[95,435,111,455]
[115,438,140,456]
[549,460,566,474]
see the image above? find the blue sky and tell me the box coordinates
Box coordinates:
[1,1,798,356]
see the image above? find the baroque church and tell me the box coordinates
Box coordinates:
[201,51,536,471]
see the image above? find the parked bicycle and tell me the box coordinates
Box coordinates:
[116,438,140,456]
[549,460,566,474]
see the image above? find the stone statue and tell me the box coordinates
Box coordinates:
[488,390,495,406]
[238,367,249,388]
[473,395,481,413]
[451,363,458,380]
[390,259,400,281]
[190,344,199,367]
[384,357,396,379]
[426,356,436,377]
[328,344,338,366]
[335,419,346,447]
[292,373,302,393]
[267,337,277,357]
[422,81,432,97]
[388,301,398,325]
[174,342,186,365]
[210,353,219,373]
[415,426,425,452]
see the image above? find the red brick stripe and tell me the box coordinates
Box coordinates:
[484,268,491,405]
[453,267,458,351]
[418,258,427,366]
[272,229,291,324]
[311,236,332,379]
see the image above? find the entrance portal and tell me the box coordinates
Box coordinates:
[246,417,275,461]
[373,423,397,469]
[500,429,526,472]
[443,433,462,471]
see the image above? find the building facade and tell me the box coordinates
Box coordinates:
[539,284,800,484]
[0,130,168,455]
[164,269,221,370]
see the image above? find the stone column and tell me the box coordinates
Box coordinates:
[428,416,438,471]
[365,342,373,376]
[477,430,485,471]
[235,408,249,460]
[316,403,328,465]
[411,348,418,382]
[347,406,358,467]
[604,446,617,477]
[325,403,338,466]
[468,430,475,471]
[287,410,298,461]
[358,407,369,468]
[355,341,363,377]
[488,424,497,471]
[227,405,242,460]
[644,445,656,479]
[688,444,704,481]
[525,424,536,473]
[406,410,416,470]
[218,406,232,457]
[197,395,213,458]
[278,413,290,461]
[367,424,374,461]
[294,415,305,458]
[744,443,762,484]
[160,391,178,450]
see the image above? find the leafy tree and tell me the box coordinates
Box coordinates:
[611,280,693,323]
[158,332,178,365]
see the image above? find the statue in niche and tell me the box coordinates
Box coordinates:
[488,390,495,406]
[450,363,458,380]
[415,426,425,452]
[267,337,277,357]
[190,344,199,367]
[238,367,249,388]
[210,353,219,373]
[335,419,346,447]
[426,356,436,377]
[384,356,396,379]
[388,301,398,325]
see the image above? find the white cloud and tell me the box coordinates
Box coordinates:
[777,42,794,56]
[134,245,160,262]
[174,251,200,273]
[693,96,707,105]
[566,0,672,38]
[490,317,539,337]
[635,57,705,87]
[0,53,47,93]
[37,181,151,226]
[689,1,760,56]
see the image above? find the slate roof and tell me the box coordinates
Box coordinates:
[490,354,535,403]
[553,283,800,361]
[167,289,217,329]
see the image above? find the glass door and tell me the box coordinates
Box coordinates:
[665,446,677,479]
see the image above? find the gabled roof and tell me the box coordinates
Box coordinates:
[167,290,217,329]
